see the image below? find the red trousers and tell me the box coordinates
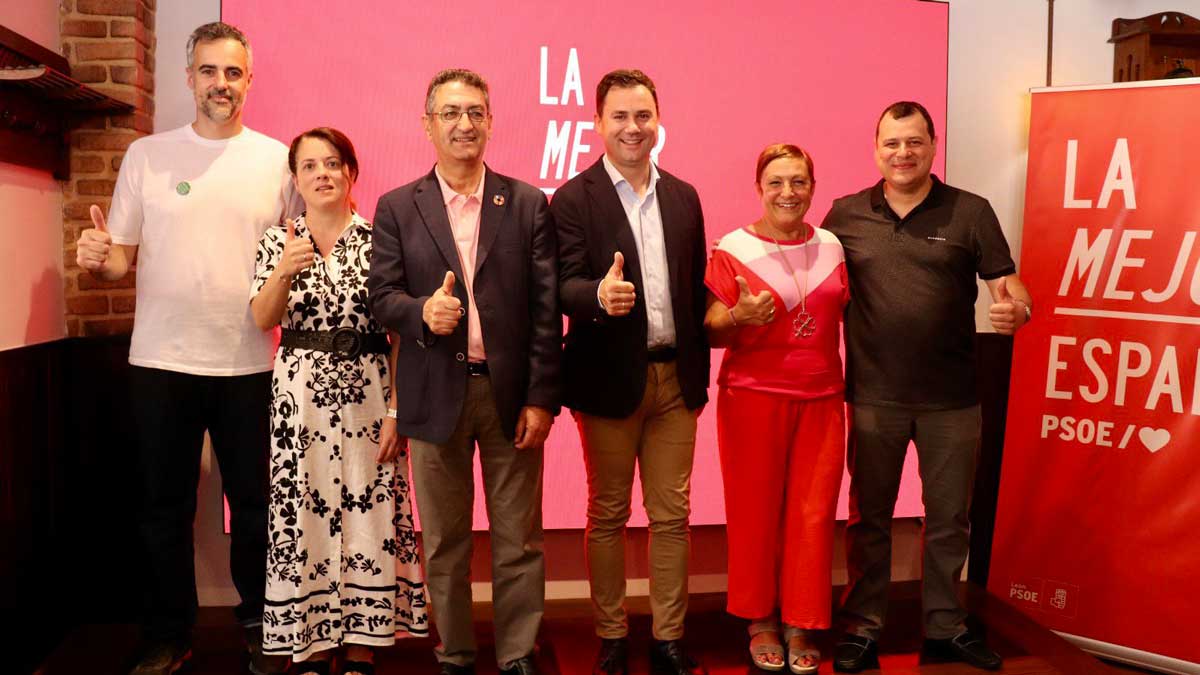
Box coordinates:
[717,387,846,628]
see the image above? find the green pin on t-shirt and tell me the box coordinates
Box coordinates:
[176,181,191,196]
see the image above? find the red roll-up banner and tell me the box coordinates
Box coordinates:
[989,80,1200,669]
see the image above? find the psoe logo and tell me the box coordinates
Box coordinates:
[1043,580,1080,618]
[1051,588,1067,610]
[1008,580,1041,607]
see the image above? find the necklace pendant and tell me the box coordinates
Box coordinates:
[793,311,816,338]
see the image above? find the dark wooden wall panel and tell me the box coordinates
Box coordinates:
[1,336,139,674]
[1,340,66,674]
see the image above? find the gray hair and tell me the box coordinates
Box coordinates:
[424,69,490,114]
[186,22,253,71]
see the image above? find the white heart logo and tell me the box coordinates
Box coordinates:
[1138,427,1170,453]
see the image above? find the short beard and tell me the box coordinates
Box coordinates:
[200,93,238,123]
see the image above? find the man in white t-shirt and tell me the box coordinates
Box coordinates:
[74,22,295,675]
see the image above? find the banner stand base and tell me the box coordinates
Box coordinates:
[1056,632,1200,675]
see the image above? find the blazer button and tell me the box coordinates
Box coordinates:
[456,352,466,362]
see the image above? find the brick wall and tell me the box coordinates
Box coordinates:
[60,0,156,337]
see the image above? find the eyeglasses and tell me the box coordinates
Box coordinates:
[429,108,488,125]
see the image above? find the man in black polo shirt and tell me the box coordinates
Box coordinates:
[821,101,1032,672]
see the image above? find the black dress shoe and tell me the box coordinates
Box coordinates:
[500,655,538,675]
[923,631,1002,671]
[649,639,707,675]
[437,663,476,675]
[127,638,192,675]
[832,634,878,673]
[593,638,629,675]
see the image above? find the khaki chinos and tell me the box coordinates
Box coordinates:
[577,361,697,641]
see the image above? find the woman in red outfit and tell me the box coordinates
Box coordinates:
[704,144,849,674]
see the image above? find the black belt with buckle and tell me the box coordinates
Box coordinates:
[467,361,489,376]
[647,347,677,363]
[280,328,390,360]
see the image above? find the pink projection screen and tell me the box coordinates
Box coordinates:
[224,0,948,529]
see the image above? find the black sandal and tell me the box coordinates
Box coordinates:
[340,660,375,675]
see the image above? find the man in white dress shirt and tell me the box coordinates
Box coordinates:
[552,69,711,675]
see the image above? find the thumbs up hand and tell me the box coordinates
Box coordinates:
[278,218,316,277]
[423,270,463,335]
[730,275,776,326]
[76,204,113,272]
[988,276,1025,335]
[598,251,637,316]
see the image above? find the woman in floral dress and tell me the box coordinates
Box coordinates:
[250,127,428,675]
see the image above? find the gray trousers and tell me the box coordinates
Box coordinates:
[409,376,545,668]
[838,404,981,640]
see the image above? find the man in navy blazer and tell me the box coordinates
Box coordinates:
[367,69,561,675]
[553,69,710,675]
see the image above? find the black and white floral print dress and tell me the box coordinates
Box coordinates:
[252,213,428,660]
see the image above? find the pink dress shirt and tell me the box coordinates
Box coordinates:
[435,167,487,362]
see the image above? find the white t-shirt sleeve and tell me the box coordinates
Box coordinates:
[107,140,144,245]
